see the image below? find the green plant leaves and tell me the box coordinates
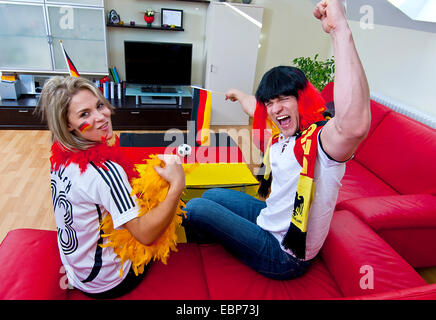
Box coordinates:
[292,55,335,91]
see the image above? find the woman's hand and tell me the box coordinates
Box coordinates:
[154,154,185,195]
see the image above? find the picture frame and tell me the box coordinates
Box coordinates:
[161,8,183,29]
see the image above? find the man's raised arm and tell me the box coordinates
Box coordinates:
[316,0,371,162]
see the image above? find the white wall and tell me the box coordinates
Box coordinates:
[252,0,331,92]
[100,1,436,119]
[104,0,331,95]
[346,20,436,117]
[104,0,208,85]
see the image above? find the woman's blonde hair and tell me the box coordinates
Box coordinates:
[36,76,115,151]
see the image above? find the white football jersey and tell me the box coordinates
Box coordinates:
[257,131,346,260]
[51,160,139,294]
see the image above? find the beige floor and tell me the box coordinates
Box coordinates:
[0,128,434,285]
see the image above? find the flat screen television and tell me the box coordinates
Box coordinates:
[124,41,192,88]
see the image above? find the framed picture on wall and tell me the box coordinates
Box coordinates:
[161,8,183,28]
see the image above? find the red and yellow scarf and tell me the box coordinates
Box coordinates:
[282,121,326,259]
[252,81,327,259]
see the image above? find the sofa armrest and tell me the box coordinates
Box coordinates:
[320,210,426,298]
[0,229,67,300]
[336,194,436,268]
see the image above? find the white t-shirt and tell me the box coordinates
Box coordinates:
[257,130,346,260]
[51,160,139,294]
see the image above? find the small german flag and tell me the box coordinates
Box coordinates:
[192,87,211,146]
[59,40,79,77]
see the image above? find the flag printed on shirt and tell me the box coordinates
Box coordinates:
[191,88,211,146]
[60,40,79,77]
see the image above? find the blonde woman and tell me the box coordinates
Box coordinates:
[37,76,185,299]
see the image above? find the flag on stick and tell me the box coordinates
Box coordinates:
[59,40,79,77]
[192,87,212,146]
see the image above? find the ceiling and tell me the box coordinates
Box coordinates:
[308,0,436,33]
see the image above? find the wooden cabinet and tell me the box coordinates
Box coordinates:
[0,96,191,130]
[111,97,192,130]
[0,96,47,129]
[0,0,107,75]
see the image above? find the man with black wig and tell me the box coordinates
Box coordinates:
[182,0,370,279]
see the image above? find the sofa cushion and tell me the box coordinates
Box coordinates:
[321,210,427,297]
[337,159,398,204]
[354,112,436,195]
[347,283,436,300]
[0,229,67,300]
[336,194,436,268]
[67,243,210,300]
[198,244,343,300]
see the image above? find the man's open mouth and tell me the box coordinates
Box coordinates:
[277,115,291,127]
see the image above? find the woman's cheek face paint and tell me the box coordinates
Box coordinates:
[79,122,91,134]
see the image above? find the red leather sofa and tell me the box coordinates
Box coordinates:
[1,83,435,300]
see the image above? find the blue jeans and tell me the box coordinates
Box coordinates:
[183,188,311,280]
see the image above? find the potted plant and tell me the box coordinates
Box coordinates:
[144,9,155,27]
[292,54,335,91]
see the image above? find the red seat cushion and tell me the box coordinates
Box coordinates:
[337,159,398,204]
[354,112,436,195]
[67,243,210,300]
[336,194,436,268]
[198,244,343,300]
[0,229,67,300]
[321,211,427,297]
[347,283,436,300]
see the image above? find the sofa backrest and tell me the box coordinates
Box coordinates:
[320,83,393,155]
[320,82,334,103]
[354,100,392,155]
[354,111,436,195]
[320,82,436,195]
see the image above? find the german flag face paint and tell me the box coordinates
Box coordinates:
[79,122,91,134]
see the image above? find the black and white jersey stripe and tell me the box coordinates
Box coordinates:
[90,161,135,214]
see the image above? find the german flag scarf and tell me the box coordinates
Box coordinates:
[281,121,326,260]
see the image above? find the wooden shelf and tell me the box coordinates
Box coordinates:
[107,23,184,31]
[0,95,192,130]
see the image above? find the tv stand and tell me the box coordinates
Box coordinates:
[141,86,178,94]
[140,96,177,105]
[126,84,192,106]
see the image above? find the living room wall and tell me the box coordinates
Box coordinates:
[347,20,436,118]
[103,0,330,95]
[104,0,209,86]
[252,0,331,91]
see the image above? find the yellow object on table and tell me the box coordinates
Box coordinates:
[182,162,259,202]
